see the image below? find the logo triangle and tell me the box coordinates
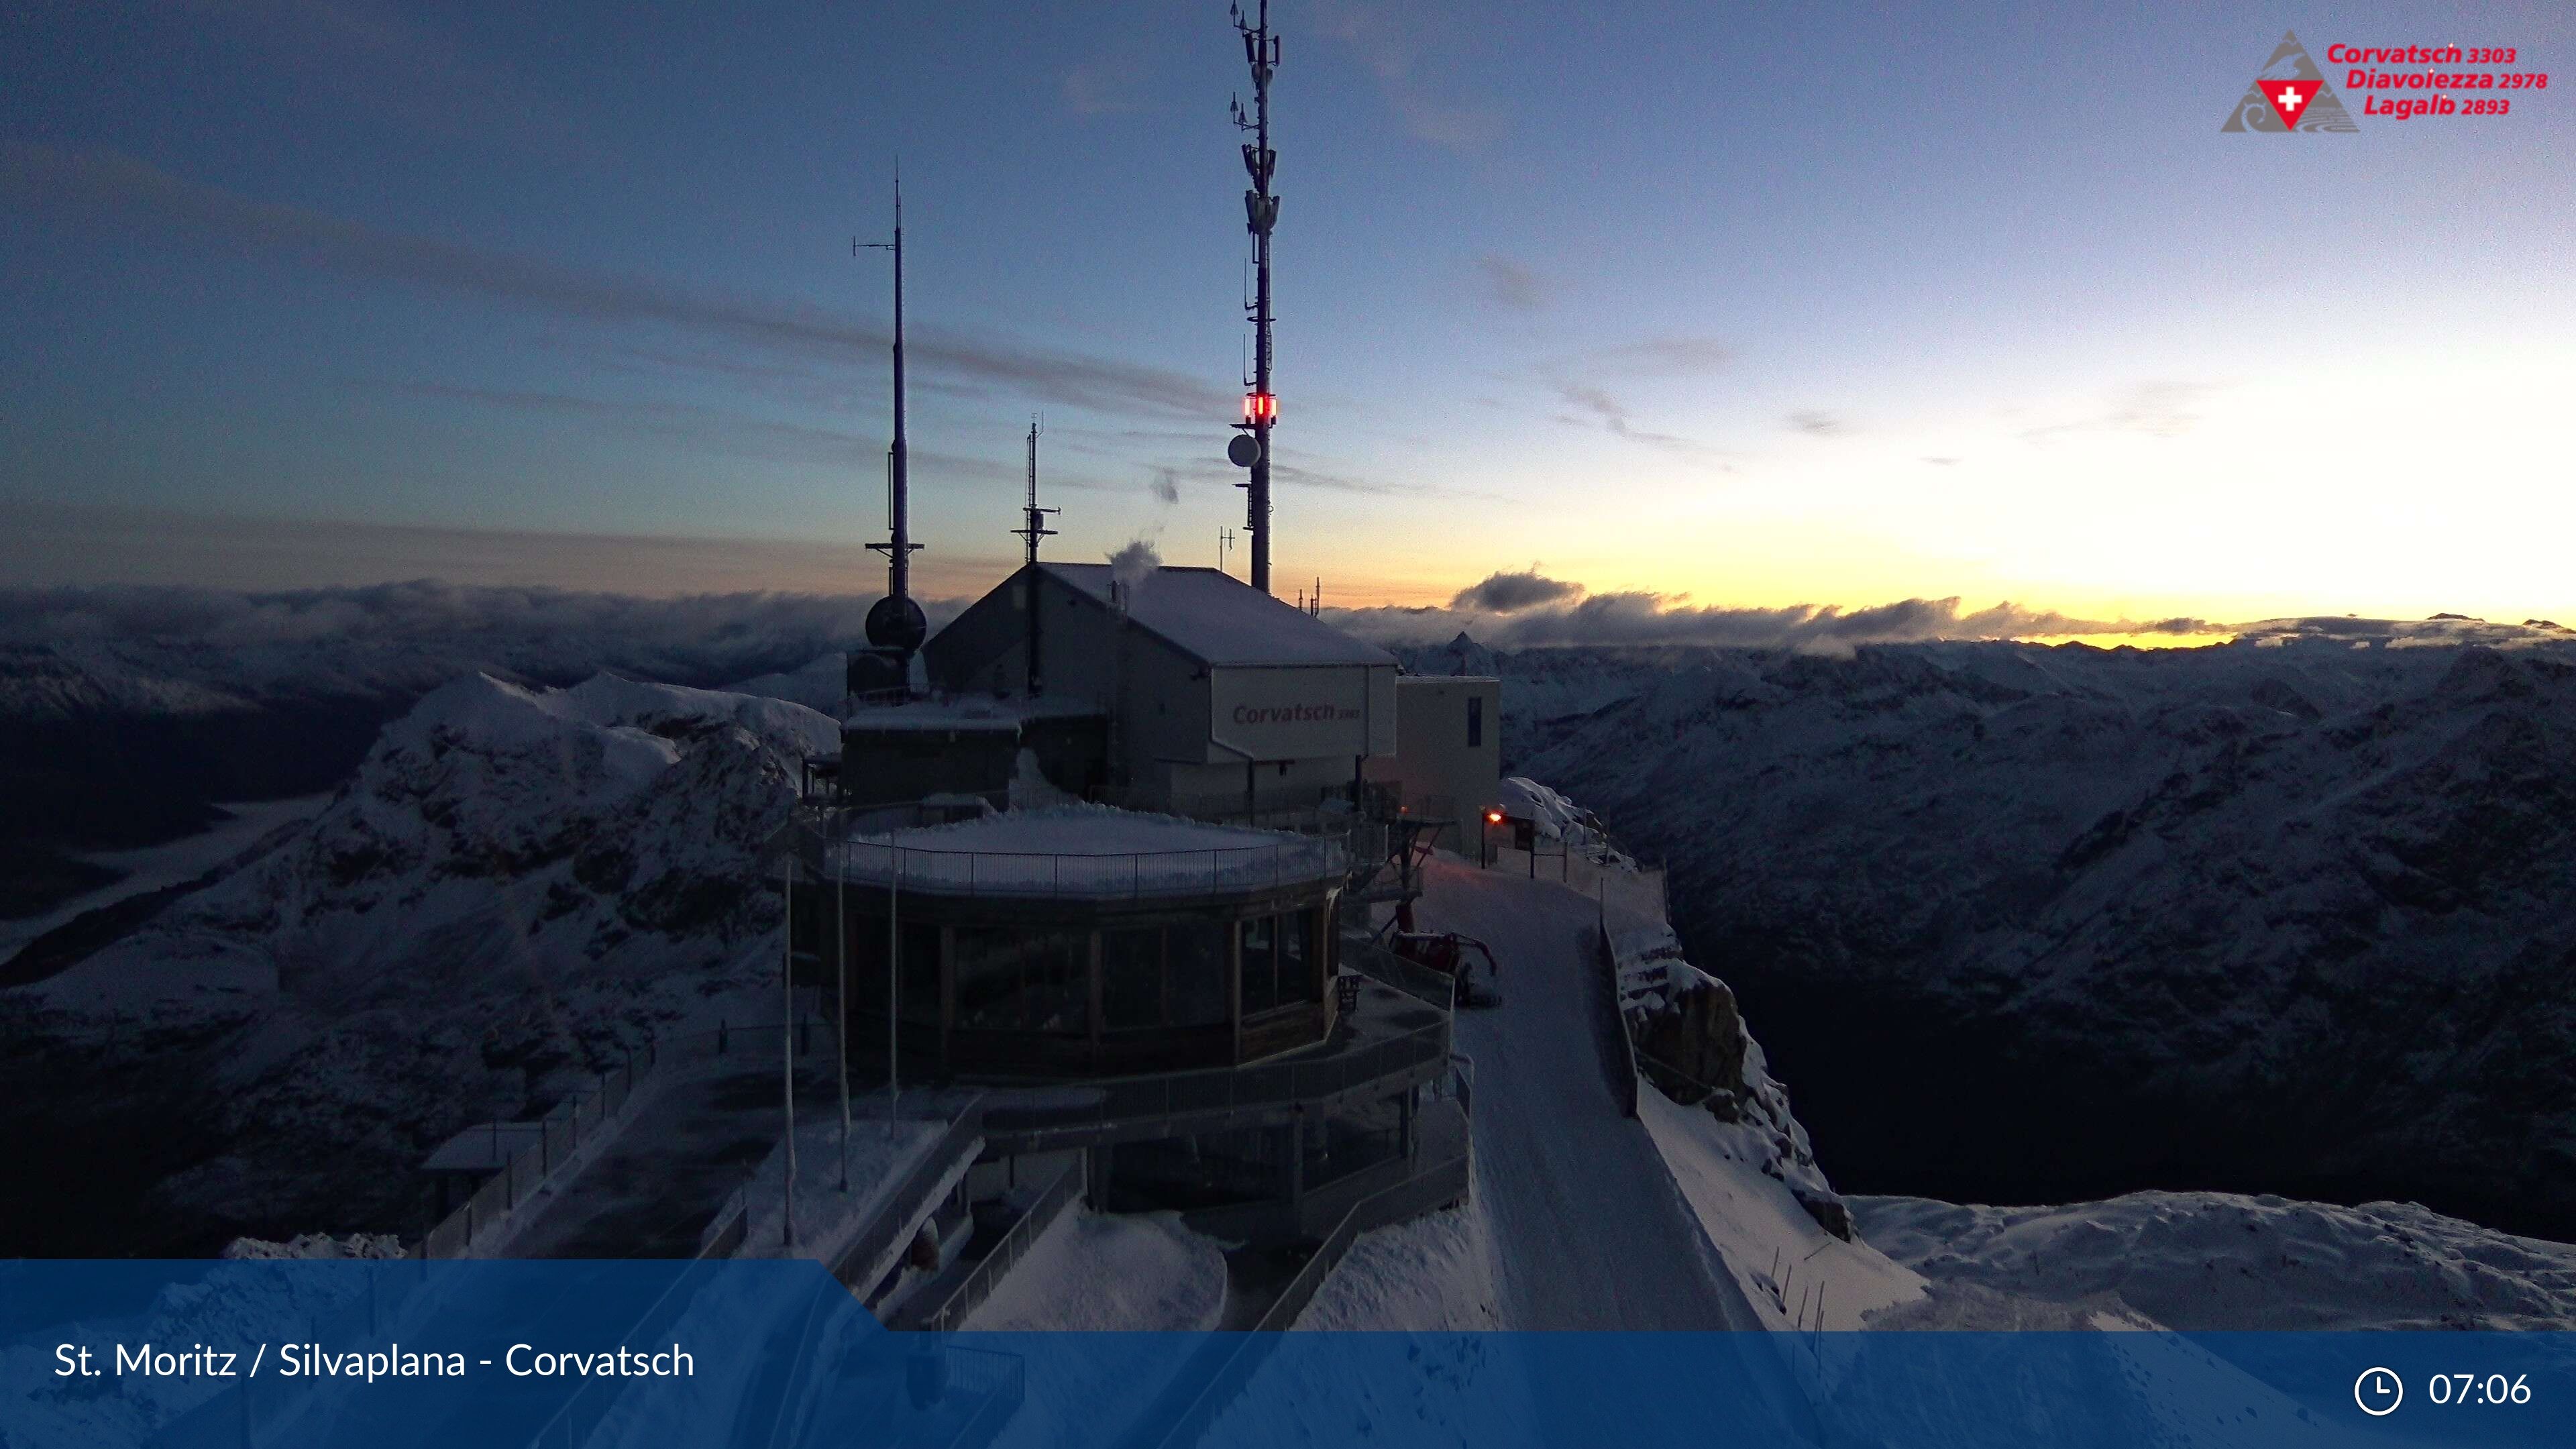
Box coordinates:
[2221,30,2359,132]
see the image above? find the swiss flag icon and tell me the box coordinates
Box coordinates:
[2263,78,2322,129]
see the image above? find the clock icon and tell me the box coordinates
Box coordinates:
[2355,1366,2404,1417]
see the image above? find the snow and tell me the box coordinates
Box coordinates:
[1854,1190,2576,1331]
[824,804,1346,896]
[963,1207,1225,1332]
[0,794,331,967]
[1492,633,2576,1242]
[1638,1084,1924,1330]
[955,1208,1227,1449]
[1293,1199,1503,1330]
[219,1230,406,1259]
[846,804,1289,855]
[7,670,835,1242]
[1413,857,1760,1330]
[1495,775,1625,862]
[724,651,849,712]
[729,1113,955,1284]
[1040,563,1397,667]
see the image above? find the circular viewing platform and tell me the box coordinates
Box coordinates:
[805,806,1349,903]
[779,806,1362,1079]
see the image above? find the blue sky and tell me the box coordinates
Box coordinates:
[4,1,2572,626]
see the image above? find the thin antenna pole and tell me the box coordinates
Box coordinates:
[836,852,849,1193]
[1012,417,1058,696]
[1230,0,1279,594]
[857,169,924,663]
[782,857,796,1248]
[888,170,909,603]
[1012,417,1058,569]
[887,839,900,1138]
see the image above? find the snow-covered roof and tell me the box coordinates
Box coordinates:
[819,804,1348,898]
[847,804,1293,853]
[1038,564,1397,668]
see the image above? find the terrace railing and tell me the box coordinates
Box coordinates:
[981,1016,1451,1151]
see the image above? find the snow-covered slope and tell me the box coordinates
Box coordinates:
[1517,775,2576,1334]
[5,673,830,1247]
[1855,1191,2576,1331]
[1481,629,2576,1238]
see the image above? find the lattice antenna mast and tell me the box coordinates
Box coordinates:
[855,169,927,664]
[1012,417,1059,567]
[1225,0,1281,594]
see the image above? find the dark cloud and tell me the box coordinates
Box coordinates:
[1472,254,1550,312]
[1448,567,1581,613]
[1788,409,1848,437]
[1921,455,1962,467]
[1,141,1230,421]
[0,578,969,676]
[1327,591,2222,654]
[1149,468,1181,505]
[378,380,1073,486]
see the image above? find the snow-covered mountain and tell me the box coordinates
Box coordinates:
[0,582,877,924]
[1856,1189,2576,1331]
[1456,623,2576,1240]
[2,673,829,1252]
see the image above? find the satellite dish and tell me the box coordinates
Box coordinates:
[1226,433,1262,468]
[864,594,929,652]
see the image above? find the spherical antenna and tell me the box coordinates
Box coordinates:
[864,594,928,652]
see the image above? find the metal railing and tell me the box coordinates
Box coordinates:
[1593,921,1641,1120]
[914,1155,1088,1332]
[1483,841,1668,924]
[826,1099,990,1301]
[813,837,1351,901]
[981,1018,1451,1150]
[409,1016,839,1260]
[1124,1055,1477,1449]
[1340,936,1458,1008]
[413,1043,661,1260]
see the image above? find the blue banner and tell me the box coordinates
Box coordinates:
[5,1260,2574,1448]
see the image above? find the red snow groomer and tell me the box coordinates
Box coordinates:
[1391,930,1500,1009]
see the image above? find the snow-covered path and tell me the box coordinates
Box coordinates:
[1419,857,1762,1332]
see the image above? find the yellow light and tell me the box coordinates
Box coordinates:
[1485,810,1503,824]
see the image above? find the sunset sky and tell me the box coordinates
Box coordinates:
[5,2,2573,633]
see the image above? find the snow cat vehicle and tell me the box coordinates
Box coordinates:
[1391,930,1500,1009]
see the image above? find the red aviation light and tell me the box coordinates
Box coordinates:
[1241,392,1278,424]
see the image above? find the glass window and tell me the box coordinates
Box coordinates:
[1167,920,1229,1026]
[1278,910,1312,1005]
[1103,928,1163,1030]
[900,920,939,1023]
[847,916,941,1024]
[1023,930,1089,1034]
[949,926,1089,1034]
[953,926,1021,1030]
[1240,914,1279,1015]
[1467,694,1483,748]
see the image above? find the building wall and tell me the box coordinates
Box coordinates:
[1365,676,1503,827]
[1149,755,1362,822]
[928,566,1391,815]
